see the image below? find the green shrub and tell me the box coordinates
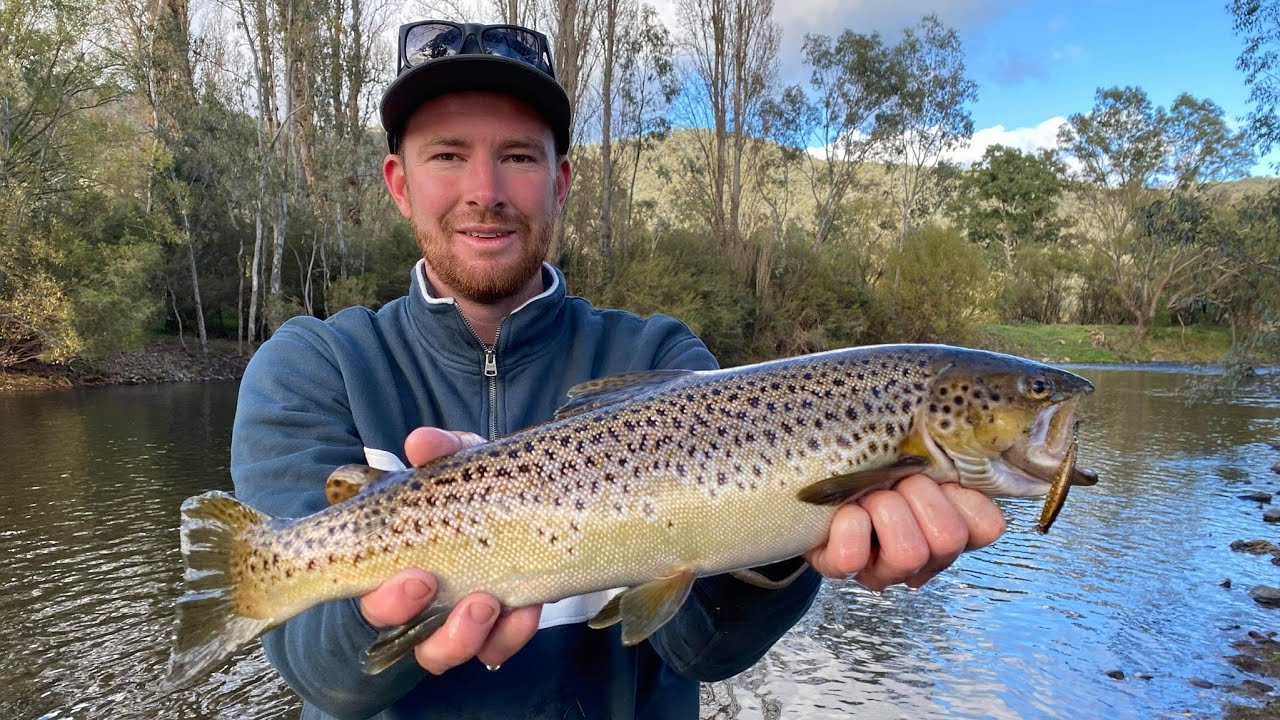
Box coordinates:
[876,225,987,342]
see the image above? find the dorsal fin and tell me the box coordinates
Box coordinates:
[325,464,390,505]
[554,369,696,420]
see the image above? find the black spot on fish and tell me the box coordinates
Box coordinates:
[846,407,859,421]
[940,420,951,429]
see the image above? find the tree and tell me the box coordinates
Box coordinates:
[1058,86,1255,335]
[883,14,976,245]
[676,0,778,269]
[1231,0,1280,160]
[789,29,901,250]
[948,144,1067,270]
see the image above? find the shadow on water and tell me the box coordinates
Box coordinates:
[1,369,1277,718]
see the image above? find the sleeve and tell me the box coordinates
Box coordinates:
[230,321,425,719]
[645,316,824,681]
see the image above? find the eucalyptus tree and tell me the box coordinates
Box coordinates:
[1058,86,1254,336]
[788,29,901,250]
[947,144,1067,270]
[882,14,976,245]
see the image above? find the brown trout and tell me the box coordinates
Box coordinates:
[163,344,1097,689]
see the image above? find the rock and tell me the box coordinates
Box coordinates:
[1231,539,1280,555]
[1104,669,1125,680]
[1188,678,1215,689]
[1230,679,1275,698]
[1221,578,1233,588]
[1272,460,1280,474]
[1265,508,1280,524]
[1250,586,1280,607]
[1238,491,1274,503]
[1135,673,1154,681]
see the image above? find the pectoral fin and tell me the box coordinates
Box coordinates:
[730,562,810,590]
[361,601,453,675]
[796,457,930,505]
[588,569,695,646]
[325,465,387,505]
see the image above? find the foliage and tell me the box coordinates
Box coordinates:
[0,2,1270,376]
[876,225,986,343]
[996,243,1078,324]
[948,144,1067,269]
[1231,0,1280,159]
[1057,86,1255,335]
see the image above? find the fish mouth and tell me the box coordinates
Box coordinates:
[1000,399,1099,493]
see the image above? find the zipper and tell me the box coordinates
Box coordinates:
[455,306,502,440]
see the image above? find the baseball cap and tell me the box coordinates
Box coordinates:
[379,21,572,155]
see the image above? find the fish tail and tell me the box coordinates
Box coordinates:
[161,490,276,692]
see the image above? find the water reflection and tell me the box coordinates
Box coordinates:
[0,370,1277,719]
[0,383,297,720]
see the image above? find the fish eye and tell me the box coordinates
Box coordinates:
[1022,375,1053,399]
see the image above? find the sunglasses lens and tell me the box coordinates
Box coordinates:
[481,28,549,73]
[405,24,463,66]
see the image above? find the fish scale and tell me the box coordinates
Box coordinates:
[163,343,1096,690]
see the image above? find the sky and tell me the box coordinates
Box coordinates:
[648,0,1274,175]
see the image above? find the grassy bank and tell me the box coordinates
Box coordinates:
[975,323,1235,364]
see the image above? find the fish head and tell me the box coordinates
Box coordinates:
[918,350,1097,497]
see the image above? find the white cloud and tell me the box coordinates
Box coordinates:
[647,0,1024,87]
[944,116,1067,166]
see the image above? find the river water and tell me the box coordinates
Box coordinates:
[0,368,1277,719]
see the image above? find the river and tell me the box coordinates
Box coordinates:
[0,368,1277,719]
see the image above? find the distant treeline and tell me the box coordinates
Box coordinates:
[2,0,1278,370]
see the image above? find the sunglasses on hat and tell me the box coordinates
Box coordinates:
[397,21,556,79]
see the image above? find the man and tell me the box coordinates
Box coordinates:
[231,20,1006,720]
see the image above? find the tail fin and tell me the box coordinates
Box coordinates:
[161,491,276,692]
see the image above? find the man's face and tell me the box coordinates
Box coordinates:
[383,91,571,304]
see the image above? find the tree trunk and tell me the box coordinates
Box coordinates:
[599,0,617,263]
[182,206,208,353]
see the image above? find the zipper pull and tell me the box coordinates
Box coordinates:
[483,348,498,377]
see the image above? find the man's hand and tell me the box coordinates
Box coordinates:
[803,474,1007,591]
[358,428,543,674]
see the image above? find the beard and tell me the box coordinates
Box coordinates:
[413,205,555,305]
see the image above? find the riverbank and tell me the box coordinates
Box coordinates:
[0,338,250,392]
[977,323,1234,364]
[0,323,1243,393]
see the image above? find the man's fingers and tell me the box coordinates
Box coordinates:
[475,605,543,670]
[894,475,969,588]
[405,427,486,467]
[804,503,872,578]
[360,569,438,628]
[413,594,502,675]
[851,489,930,592]
[939,483,1007,550]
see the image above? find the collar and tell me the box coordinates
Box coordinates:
[405,259,569,371]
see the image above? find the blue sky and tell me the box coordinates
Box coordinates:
[677,0,1274,175]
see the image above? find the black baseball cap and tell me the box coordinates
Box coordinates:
[379,21,572,156]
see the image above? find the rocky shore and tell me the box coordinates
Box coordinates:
[1223,444,1280,719]
[0,338,250,392]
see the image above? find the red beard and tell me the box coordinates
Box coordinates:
[413,207,554,304]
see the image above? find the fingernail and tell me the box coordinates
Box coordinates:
[485,663,502,672]
[468,602,496,623]
[404,578,434,601]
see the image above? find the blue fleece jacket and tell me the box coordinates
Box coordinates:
[231,262,821,720]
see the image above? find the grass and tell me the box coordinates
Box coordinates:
[974,323,1235,364]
